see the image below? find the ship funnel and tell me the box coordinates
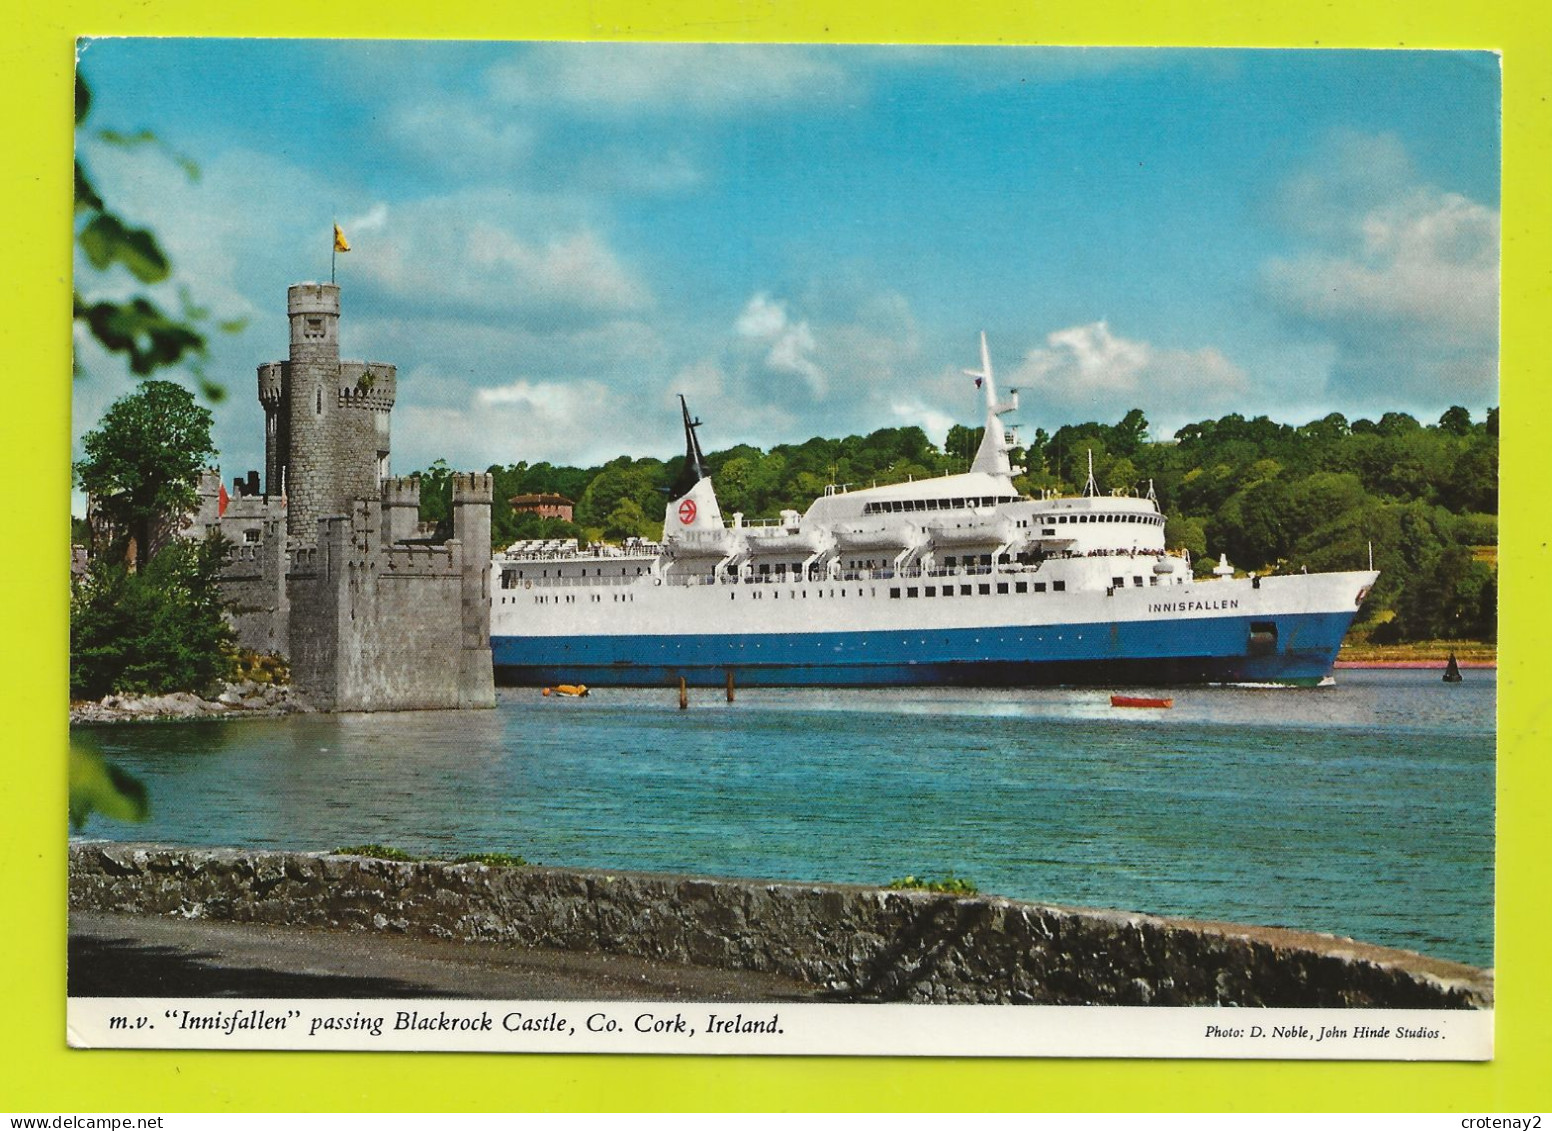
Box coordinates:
[664,396,726,536]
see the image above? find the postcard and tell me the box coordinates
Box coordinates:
[65,40,1499,1061]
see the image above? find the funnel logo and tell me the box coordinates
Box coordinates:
[678,498,698,525]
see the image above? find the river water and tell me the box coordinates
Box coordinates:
[73,668,1495,967]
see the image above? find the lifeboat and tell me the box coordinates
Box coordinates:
[743,526,831,556]
[834,522,926,552]
[1110,694,1172,709]
[924,516,1016,548]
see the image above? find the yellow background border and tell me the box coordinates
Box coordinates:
[6,0,1545,1112]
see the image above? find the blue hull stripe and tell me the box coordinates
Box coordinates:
[493,610,1358,688]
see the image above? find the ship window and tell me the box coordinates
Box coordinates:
[941,588,953,598]
[980,555,992,566]
[1033,582,1046,592]
[996,583,1009,594]
[945,556,957,567]
[979,584,991,595]
[1052,580,1066,592]
[960,585,972,595]
[907,587,918,598]
[1042,528,1055,536]
[924,586,936,597]
[953,498,965,508]
[1133,576,1144,587]
[1113,577,1124,589]
[1015,582,1027,593]
[889,587,901,599]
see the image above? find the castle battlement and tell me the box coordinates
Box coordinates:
[339,361,398,412]
[453,471,495,505]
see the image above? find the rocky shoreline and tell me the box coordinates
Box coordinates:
[70,681,312,725]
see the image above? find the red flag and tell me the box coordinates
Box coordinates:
[218,482,230,517]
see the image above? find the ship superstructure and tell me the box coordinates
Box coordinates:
[490,336,1376,687]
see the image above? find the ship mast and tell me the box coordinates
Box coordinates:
[962,332,1022,481]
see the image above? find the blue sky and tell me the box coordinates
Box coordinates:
[73,42,1501,484]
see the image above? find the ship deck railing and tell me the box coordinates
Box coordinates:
[506,549,1186,590]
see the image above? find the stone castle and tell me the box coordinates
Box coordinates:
[195,282,495,711]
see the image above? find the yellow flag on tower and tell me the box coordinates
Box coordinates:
[333,224,351,252]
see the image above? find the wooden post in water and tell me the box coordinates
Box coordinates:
[726,669,735,703]
[679,677,688,710]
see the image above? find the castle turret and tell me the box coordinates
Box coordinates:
[380,476,422,545]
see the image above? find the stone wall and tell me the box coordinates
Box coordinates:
[68,845,1491,1009]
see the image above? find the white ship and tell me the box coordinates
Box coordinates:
[490,336,1377,688]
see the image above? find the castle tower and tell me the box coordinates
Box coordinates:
[258,283,397,540]
[452,472,496,708]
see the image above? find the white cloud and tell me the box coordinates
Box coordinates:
[888,398,958,444]
[355,194,650,319]
[386,94,539,174]
[487,45,855,117]
[399,376,647,470]
[1264,190,1498,338]
[344,203,389,234]
[734,293,824,395]
[1260,132,1499,405]
[1008,321,1247,423]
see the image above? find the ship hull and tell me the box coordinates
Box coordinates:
[492,606,1361,689]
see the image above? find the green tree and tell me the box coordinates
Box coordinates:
[1438,405,1473,436]
[74,380,216,571]
[70,534,235,699]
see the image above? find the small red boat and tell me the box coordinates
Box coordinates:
[1110,694,1173,709]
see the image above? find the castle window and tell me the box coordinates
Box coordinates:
[244,529,259,544]
[316,388,323,414]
